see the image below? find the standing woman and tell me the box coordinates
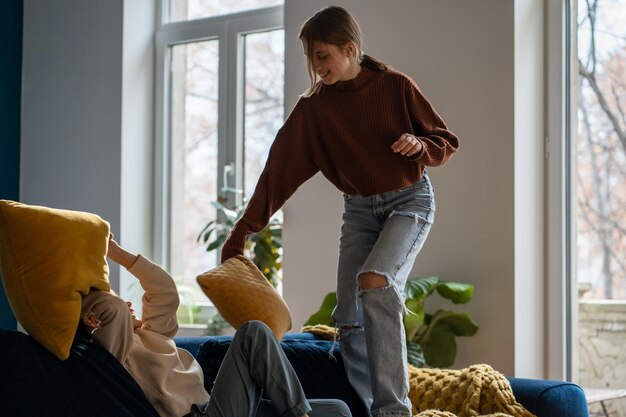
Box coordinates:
[221,6,459,417]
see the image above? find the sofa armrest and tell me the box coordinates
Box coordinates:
[509,377,589,417]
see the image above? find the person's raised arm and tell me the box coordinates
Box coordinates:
[107,237,140,269]
[108,238,180,338]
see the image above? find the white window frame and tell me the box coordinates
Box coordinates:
[153,4,284,269]
[546,0,576,381]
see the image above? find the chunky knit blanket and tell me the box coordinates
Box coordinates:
[302,325,536,417]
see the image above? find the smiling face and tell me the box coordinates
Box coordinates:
[307,41,361,86]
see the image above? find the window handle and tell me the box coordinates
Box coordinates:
[221,162,243,195]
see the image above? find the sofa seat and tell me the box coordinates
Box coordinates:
[175,332,590,417]
[0,328,589,417]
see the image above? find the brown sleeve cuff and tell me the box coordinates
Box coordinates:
[221,229,246,263]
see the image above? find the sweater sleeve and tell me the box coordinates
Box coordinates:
[405,77,459,166]
[129,255,180,339]
[82,289,134,363]
[221,101,319,262]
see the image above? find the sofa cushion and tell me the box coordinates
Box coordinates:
[0,200,111,360]
[196,255,292,340]
[0,329,159,417]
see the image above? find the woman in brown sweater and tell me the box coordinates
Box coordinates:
[221,6,459,417]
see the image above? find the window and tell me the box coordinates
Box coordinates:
[550,0,626,411]
[155,3,284,314]
[574,1,626,413]
[166,0,283,23]
[576,0,626,301]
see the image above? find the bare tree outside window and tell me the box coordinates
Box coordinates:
[577,0,626,301]
[244,30,285,199]
[169,0,282,22]
[576,1,626,413]
[170,40,219,302]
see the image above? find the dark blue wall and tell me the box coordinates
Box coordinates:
[0,0,23,329]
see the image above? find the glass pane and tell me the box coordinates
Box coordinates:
[576,1,626,414]
[243,29,284,198]
[243,29,285,288]
[170,40,219,303]
[169,0,283,23]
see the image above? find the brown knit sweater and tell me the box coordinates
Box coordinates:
[222,67,459,261]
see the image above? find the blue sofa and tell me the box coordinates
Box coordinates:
[179,332,588,417]
[0,329,589,417]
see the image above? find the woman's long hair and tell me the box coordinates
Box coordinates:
[299,6,389,96]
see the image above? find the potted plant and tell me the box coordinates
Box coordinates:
[304,276,479,368]
[197,198,283,288]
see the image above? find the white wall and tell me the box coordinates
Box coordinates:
[119,1,156,304]
[20,0,546,377]
[514,0,545,378]
[283,0,545,377]
[21,0,155,297]
[21,0,125,289]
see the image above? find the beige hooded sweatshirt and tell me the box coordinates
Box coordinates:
[82,256,210,417]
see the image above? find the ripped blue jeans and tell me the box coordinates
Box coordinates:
[332,172,435,417]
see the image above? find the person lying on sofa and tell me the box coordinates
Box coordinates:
[80,237,351,417]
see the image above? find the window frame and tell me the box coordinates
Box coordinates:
[153,4,284,270]
[546,0,576,381]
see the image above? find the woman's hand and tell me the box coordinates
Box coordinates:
[107,237,139,270]
[391,133,423,157]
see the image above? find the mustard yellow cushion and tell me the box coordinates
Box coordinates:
[197,255,292,340]
[0,200,111,360]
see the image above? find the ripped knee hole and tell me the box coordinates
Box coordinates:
[358,273,389,290]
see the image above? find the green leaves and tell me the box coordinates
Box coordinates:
[198,198,283,287]
[420,320,457,368]
[407,340,426,368]
[402,276,478,367]
[304,292,337,327]
[419,309,479,367]
[403,298,425,340]
[250,220,283,287]
[435,282,474,304]
[210,200,240,222]
[305,275,479,369]
[404,276,439,299]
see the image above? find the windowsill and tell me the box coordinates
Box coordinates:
[176,323,236,338]
[176,324,209,338]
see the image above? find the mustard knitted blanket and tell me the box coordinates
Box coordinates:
[302,325,536,417]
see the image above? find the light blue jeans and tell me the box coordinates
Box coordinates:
[197,320,352,417]
[332,173,435,417]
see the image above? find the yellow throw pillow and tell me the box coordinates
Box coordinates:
[197,255,292,340]
[0,200,111,360]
